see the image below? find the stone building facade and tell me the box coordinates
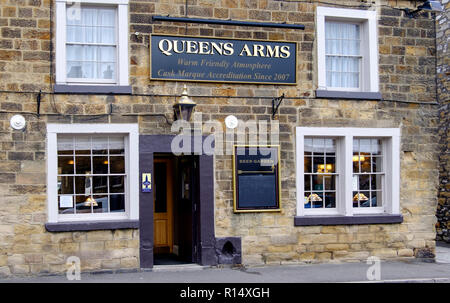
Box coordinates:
[436,0,450,243]
[0,0,443,277]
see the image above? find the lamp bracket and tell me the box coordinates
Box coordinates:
[271,93,285,119]
[36,90,41,117]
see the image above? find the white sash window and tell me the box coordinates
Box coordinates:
[56,0,129,86]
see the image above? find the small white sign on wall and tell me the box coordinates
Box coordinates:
[60,195,73,208]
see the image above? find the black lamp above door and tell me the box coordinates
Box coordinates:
[173,85,196,122]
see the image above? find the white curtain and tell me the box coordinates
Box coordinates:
[304,138,336,153]
[325,22,360,88]
[66,7,116,80]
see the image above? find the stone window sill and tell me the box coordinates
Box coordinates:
[315,90,382,100]
[45,220,139,232]
[294,214,403,226]
[54,85,132,95]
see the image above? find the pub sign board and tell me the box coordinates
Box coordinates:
[233,145,281,212]
[150,35,297,85]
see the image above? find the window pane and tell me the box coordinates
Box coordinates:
[313,156,325,173]
[110,194,125,212]
[359,175,370,190]
[304,156,312,173]
[353,155,360,173]
[75,137,90,154]
[66,45,116,80]
[93,176,108,194]
[93,156,108,174]
[360,156,371,173]
[67,7,116,44]
[75,195,91,214]
[359,191,370,207]
[304,175,311,191]
[110,176,125,193]
[75,156,91,174]
[312,192,323,208]
[304,191,312,208]
[58,176,73,194]
[57,136,73,155]
[92,137,108,154]
[312,138,325,154]
[58,156,74,174]
[326,22,360,55]
[323,175,336,191]
[371,174,383,190]
[324,139,336,154]
[109,137,125,154]
[312,175,324,191]
[75,176,89,195]
[372,156,383,173]
[92,195,108,213]
[352,191,359,208]
[372,191,383,207]
[58,195,74,214]
[110,156,125,173]
[371,139,382,155]
[325,192,336,208]
[325,156,336,173]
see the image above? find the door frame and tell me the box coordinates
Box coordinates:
[139,135,216,268]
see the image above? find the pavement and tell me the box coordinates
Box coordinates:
[1,242,450,283]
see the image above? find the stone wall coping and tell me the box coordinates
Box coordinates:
[294,214,403,226]
[45,220,139,232]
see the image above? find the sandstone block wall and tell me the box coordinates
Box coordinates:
[436,0,450,243]
[0,0,442,276]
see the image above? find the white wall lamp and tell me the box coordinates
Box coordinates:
[10,115,26,131]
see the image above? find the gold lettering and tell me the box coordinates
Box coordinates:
[280,45,291,58]
[253,44,265,57]
[239,44,253,57]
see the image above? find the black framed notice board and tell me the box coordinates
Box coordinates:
[233,145,281,213]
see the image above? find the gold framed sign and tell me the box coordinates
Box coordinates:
[233,145,281,213]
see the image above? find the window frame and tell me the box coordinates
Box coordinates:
[47,123,139,223]
[55,0,129,87]
[316,6,379,93]
[296,127,400,218]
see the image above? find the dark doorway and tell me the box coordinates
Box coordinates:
[153,154,199,265]
[139,135,216,268]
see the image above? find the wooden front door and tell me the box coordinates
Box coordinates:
[153,158,173,254]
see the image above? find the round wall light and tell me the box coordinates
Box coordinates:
[10,114,26,131]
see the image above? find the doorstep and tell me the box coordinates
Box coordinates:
[152,264,209,272]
